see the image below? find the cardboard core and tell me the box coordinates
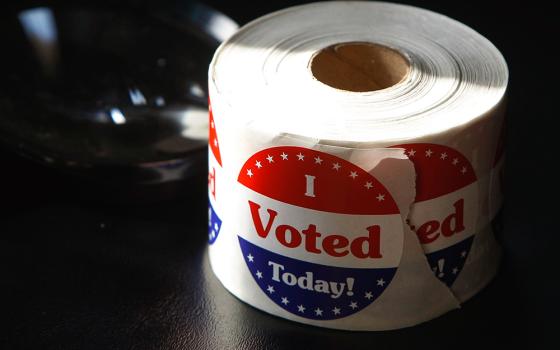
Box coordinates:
[310,42,410,92]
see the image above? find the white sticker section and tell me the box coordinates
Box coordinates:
[304,174,317,198]
[408,182,478,254]
[233,186,404,269]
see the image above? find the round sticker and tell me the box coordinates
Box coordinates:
[208,100,223,244]
[393,143,478,286]
[236,146,403,320]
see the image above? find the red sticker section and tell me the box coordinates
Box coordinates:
[394,144,476,203]
[237,146,399,215]
[392,143,478,287]
[209,101,222,166]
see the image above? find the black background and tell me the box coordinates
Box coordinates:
[1,1,557,349]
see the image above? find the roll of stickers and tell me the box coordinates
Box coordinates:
[207,1,507,330]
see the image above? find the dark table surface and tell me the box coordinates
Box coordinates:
[1,1,556,349]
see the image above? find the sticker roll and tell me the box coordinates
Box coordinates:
[207,1,507,330]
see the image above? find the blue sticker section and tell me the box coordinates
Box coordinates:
[208,200,222,245]
[426,236,474,287]
[238,236,397,320]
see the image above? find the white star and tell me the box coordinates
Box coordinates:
[297,305,305,313]
[266,285,275,294]
[349,171,358,179]
[213,138,218,147]
[425,149,433,157]
[461,251,467,258]
[280,152,288,160]
[247,254,254,262]
[364,291,373,300]
[314,156,323,164]
[452,158,459,166]
[210,121,214,128]
[332,162,341,171]
[281,297,289,305]
[377,278,386,287]
[246,169,253,178]
[376,193,385,201]
[266,155,274,163]
[440,152,448,160]
[364,181,373,189]
[314,308,323,316]
[332,307,341,315]
[297,153,305,161]
[210,230,215,238]
[452,267,459,274]
[408,149,416,157]
[214,223,219,231]
[461,166,467,174]
[349,301,358,309]
[255,160,262,168]
[256,270,263,279]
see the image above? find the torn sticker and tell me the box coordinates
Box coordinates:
[392,143,478,287]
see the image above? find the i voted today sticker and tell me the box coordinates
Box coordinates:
[393,143,478,287]
[235,146,404,320]
[208,101,223,245]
